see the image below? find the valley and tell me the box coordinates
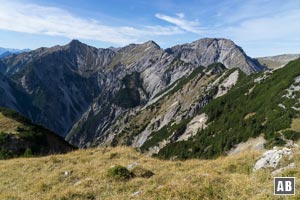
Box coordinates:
[1,38,300,161]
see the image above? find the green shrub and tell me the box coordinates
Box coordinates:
[0,149,14,159]
[264,136,286,149]
[0,132,9,144]
[16,126,26,132]
[24,148,33,157]
[282,130,300,141]
[107,165,133,181]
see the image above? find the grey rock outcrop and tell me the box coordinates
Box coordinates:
[253,147,293,171]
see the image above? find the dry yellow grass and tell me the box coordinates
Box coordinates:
[0,113,23,134]
[290,118,300,132]
[1,147,300,200]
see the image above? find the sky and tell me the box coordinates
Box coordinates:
[0,0,299,57]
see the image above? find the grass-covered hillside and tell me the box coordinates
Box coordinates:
[1,146,300,200]
[0,107,75,159]
[157,59,300,159]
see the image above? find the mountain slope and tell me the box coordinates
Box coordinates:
[89,63,230,149]
[0,38,263,148]
[0,107,75,159]
[157,58,300,159]
[0,73,38,118]
[1,40,103,136]
[66,41,196,146]
[86,58,300,160]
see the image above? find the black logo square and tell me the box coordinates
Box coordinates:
[274,177,295,195]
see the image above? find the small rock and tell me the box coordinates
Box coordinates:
[285,140,299,148]
[74,178,92,186]
[127,162,138,170]
[64,170,72,176]
[74,180,82,186]
[132,191,142,196]
[272,163,296,176]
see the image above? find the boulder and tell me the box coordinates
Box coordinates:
[253,147,292,171]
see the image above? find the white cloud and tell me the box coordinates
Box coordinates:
[176,13,185,19]
[155,13,205,34]
[225,9,300,42]
[213,8,300,56]
[0,1,182,45]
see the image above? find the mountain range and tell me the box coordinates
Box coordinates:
[1,38,299,159]
[0,47,30,58]
[256,54,300,69]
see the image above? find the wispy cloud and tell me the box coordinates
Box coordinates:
[0,1,182,45]
[222,8,300,56]
[155,13,205,34]
[223,8,300,41]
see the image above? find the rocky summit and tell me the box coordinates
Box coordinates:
[0,38,266,156]
[167,38,264,74]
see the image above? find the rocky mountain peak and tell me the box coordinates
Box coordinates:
[169,38,263,74]
[191,38,238,51]
[117,40,161,54]
[64,39,93,52]
[144,40,161,49]
[68,39,85,47]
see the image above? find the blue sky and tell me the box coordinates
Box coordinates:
[0,0,299,57]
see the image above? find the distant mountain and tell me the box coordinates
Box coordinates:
[0,107,75,159]
[0,52,12,58]
[0,47,30,58]
[0,38,265,154]
[256,54,300,69]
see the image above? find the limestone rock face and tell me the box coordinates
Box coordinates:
[177,113,208,142]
